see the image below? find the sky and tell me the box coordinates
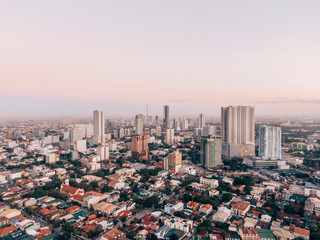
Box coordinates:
[1,1,320,119]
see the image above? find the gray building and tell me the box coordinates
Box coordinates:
[163,105,170,129]
[200,136,222,169]
[259,125,282,160]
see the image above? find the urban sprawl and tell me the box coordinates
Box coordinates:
[0,106,320,240]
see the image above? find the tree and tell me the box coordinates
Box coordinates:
[222,193,233,202]
[183,194,193,203]
[165,187,172,195]
[244,185,252,195]
[198,220,212,233]
[63,222,73,233]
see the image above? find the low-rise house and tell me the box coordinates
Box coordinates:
[200,177,219,188]
[199,204,213,215]
[164,202,184,215]
[212,207,231,223]
[164,216,193,232]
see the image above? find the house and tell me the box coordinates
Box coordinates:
[200,177,219,188]
[212,207,231,223]
[186,201,200,211]
[0,217,9,227]
[164,216,193,232]
[199,204,213,215]
[239,228,259,240]
[231,202,250,217]
[164,202,184,215]
[0,225,17,238]
[290,226,310,240]
[99,228,127,240]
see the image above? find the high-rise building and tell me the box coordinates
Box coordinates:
[163,105,170,129]
[200,136,222,169]
[135,114,143,135]
[164,151,182,173]
[165,128,174,144]
[221,106,255,159]
[199,114,205,128]
[259,125,282,159]
[93,110,105,145]
[132,134,149,161]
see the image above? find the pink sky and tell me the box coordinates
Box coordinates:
[1,1,320,117]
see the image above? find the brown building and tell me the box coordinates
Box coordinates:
[132,134,149,161]
[165,151,182,173]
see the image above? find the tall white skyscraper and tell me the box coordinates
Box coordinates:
[135,114,143,135]
[163,105,170,129]
[93,110,105,145]
[199,113,205,128]
[259,125,282,159]
[221,106,255,159]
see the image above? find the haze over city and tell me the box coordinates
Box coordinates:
[1,1,320,118]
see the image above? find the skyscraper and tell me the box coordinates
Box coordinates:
[200,136,222,169]
[135,114,143,135]
[199,113,205,128]
[163,105,170,129]
[221,106,255,159]
[259,125,282,159]
[93,110,105,145]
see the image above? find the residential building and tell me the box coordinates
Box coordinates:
[221,106,255,159]
[259,125,282,159]
[200,136,222,168]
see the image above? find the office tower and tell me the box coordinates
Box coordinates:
[221,106,255,159]
[97,145,110,160]
[203,125,216,136]
[93,110,105,145]
[165,128,174,144]
[199,114,205,128]
[132,134,149,160]
[200,136,222,169]
[163,105,170,129]
[135,114,143,135]
[120,116,125,125]
[259,125,282,159]
[156,125,162,137]
[164,151,182,173]
[71,128,82,144]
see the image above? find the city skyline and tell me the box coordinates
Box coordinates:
[1,1,320,118]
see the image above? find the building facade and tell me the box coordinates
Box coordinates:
[221,106,255,159]
[259,125,282,159]
[200,136,222,168]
